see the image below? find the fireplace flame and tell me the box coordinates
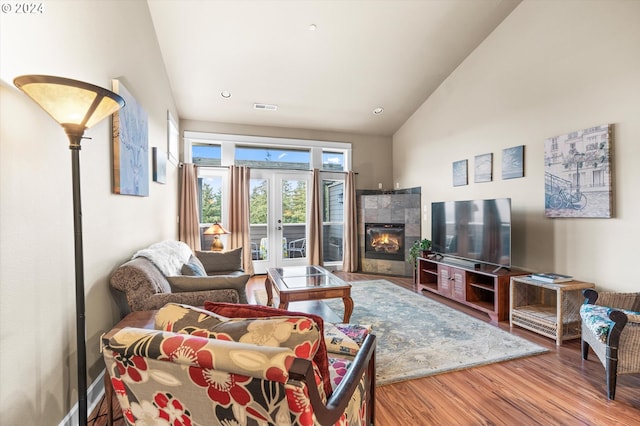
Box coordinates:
[371,233,401,253]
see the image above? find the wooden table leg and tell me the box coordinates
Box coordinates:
[278,293,290,311]
[265,276,273,306]
[104,371,113,426]
[342,295,354,323]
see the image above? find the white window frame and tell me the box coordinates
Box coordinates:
[183,131,352,171]
[185,132,351,268]
[320,172,346,269]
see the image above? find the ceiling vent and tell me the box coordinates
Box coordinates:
[254,103,278,111]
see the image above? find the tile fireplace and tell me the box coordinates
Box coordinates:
[364,223,405,261]
[358,188,421,276]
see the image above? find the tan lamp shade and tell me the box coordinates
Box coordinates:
[13,75,125,132]
[204,222,231,251]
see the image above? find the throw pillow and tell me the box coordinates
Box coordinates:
[205,301,333,396]
[324,323,369,356]
[181,255,207,276]
[156,303,227,332]
[167,275,249,293]
[156,303,322,367]
[196,247,243,273]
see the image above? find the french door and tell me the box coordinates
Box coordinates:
[250,170,311,274]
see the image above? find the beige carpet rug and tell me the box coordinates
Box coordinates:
[256,279,548,386]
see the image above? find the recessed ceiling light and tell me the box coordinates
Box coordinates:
[373,107,384,115]
[309,24,317,31]
[220,91,232,98]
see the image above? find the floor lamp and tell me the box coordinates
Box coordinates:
[14,75,125,426]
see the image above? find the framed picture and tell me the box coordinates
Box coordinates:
[152,147,167,184]
[544,124,613,218]
[452,159,468,187]
[112,80,149,196]
[474,153,493,183]
[167,111,179,166]
[502,145,525,179]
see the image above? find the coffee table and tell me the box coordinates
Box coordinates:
[265,265,353,322]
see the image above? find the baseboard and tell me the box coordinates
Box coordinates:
[58,369,106,426]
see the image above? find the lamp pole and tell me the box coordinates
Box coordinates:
[66,126,88,426]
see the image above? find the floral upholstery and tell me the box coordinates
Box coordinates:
[581,304,640,343]
[203,301,333,396]
[155,304,323,365]
[103,303,373,425]
[580,289,640,399]
[328,357,353,389]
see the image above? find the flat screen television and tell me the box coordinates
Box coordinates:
[431,198,511,268]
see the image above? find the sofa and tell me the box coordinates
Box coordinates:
[110,240,250,315]
[103,303,376,425]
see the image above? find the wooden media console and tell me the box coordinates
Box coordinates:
[416,256,527,322]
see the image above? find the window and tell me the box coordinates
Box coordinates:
[322,151,345,171]
[322,179,344,262]
[593,169,604,187]
[235,146,310,170]
[197,169,226,249]
[185,131,352,266]
[192,143,221,166]
[184,131,352,171]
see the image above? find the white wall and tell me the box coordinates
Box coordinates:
[0,2,179,424]
[393,0,640,292]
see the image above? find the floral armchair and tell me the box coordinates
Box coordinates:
[580,288,640,399]
[102,303,376,425]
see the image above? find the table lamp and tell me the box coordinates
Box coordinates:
[204,222,230,251]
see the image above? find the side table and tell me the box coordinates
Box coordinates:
[510,276,595,345]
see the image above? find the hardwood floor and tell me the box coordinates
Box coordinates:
[90,272,640,425]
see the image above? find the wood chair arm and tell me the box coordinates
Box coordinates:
[583,288,599,304]
[607,309,629,347]
[289,334,376,425]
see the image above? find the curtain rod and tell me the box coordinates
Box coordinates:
[180,162,358,174]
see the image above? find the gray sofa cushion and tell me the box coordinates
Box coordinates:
[196,247,243,273]
[181,255,207,276]
[167,274,249,293]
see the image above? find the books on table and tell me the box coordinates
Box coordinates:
[529,273,573,283]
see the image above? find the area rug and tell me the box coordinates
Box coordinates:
[328,280,548,385]
[256,279,548,386]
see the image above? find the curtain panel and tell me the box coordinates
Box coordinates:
[342,171,358,272]
[229,165,254,276]
[179,163,201,252]
[308,168,323,265]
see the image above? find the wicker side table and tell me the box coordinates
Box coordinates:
[510,276,595,345]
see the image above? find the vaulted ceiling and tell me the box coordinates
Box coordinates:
[148,0,521,136]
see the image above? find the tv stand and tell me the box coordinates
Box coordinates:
[416,257,527,323]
